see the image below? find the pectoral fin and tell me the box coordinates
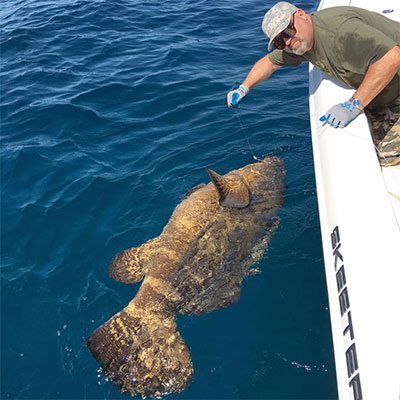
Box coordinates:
[109,237,160,284]
[207,169,250,208]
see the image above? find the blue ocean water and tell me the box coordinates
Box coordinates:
[1,0,338,398]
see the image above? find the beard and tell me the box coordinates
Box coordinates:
[291,40,309,56]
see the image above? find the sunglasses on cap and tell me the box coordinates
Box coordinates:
[273,15,296,50]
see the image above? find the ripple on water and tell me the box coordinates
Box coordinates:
[1,0,335,398]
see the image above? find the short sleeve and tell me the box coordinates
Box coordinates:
[339,19,398,73]
[268,50,304,67]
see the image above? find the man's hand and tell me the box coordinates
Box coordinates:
[320,98,364,128]
[227,85,249,107]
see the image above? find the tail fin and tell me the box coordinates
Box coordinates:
[87,303,193,397]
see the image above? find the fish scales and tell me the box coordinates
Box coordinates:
[87,156,285,397]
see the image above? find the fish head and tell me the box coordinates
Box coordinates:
[240,156,285,189]
[208,156,285,209]
[238,156,285,206]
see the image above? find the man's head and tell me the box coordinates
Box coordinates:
[262,2,314,55]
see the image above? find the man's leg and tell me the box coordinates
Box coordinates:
[364,98,400,167]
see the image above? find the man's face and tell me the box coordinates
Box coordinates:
[274,10,313,55]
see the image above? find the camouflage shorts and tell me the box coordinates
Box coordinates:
[364,97,400,167]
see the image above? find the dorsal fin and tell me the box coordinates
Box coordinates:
[207,169,250,208]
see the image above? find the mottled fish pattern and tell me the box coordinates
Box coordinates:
[87,156,285,397]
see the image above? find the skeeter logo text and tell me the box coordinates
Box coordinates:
[331,226,363,400]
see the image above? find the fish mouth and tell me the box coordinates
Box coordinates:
[259,155,284,167]
[255,156,286,183]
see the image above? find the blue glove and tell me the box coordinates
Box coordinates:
[227,84,249,107]
[320,98,364,128]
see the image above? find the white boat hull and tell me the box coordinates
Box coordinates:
[309,1,400,399]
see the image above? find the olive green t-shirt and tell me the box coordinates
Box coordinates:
[268,6,400,109]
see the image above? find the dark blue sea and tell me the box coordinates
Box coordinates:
[1,0,338,398]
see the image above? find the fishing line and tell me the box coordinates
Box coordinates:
[229,81,263,161]
[232,107,263,161]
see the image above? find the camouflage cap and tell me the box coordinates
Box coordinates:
[262,2,299,51]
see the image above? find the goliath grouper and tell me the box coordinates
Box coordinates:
[87,156,285,397]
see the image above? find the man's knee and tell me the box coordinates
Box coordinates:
[365,100,400,166]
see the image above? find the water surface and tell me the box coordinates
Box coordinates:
[1,0,337,398]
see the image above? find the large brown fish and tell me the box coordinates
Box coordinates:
[87,156,285,397]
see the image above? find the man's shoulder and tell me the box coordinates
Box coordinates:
[314,6,377,23]
[313,6,400,40]
[312,6,381,38]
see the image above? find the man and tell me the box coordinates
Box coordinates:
[227,2,400,166]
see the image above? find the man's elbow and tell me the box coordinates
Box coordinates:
[388,45,400,69]
[371,46,400,73]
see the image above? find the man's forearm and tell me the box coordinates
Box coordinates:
[242,55,281,90]
[353,46,400,107]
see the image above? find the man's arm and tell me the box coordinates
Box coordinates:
[227,55,282,107]
[242,54,282,89]
[320,16,400,128]
[320,45,400,128]
[353,45,400,107]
